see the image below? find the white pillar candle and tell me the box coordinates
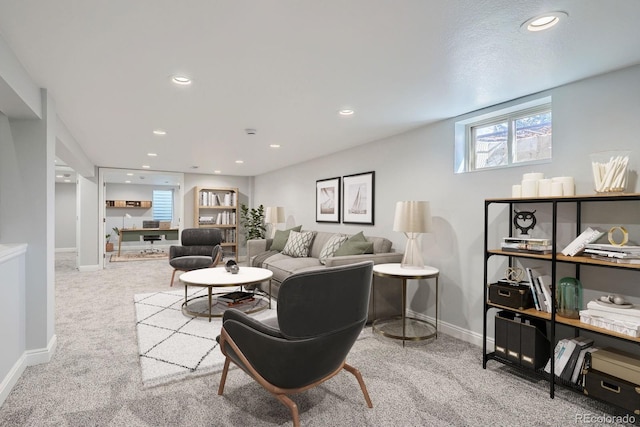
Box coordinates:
[538,179,552,197]
[523,172,544,182]
[551,182,564,196]
[521,180,537,197]
[553,176,575,196]
[512,185,522,198]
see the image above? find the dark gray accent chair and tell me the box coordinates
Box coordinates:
[217,261,374,427]
[168,228,223,286]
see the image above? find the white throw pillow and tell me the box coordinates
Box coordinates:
[282,231,316,258]
[318,234,349,264]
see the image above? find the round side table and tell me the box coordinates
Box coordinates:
[372,263,439,347]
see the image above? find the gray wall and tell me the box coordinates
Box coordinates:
[253,64,640,343]
[55,183,76,250]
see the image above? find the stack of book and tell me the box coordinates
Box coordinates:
[561,227,605,256]
[501,237,553,255]
[525,267,553,313]
[584,243,640,264]
[544,336,597,385]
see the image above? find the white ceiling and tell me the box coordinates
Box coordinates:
[2,1,640,177]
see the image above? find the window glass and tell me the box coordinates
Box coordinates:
[153,190,173,221]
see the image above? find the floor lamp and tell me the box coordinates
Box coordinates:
[264,206,285,238]
[393,201,432,269]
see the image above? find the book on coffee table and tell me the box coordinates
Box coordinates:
[217,291,254,304]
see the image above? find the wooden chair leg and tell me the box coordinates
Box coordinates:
[170,269,177,287]
[275,394,300,427]
[343,363,373,408]
[218,357,231,395]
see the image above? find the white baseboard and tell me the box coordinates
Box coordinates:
[0,334,56,408]
[55,247,76,253]
[78,264,101,272]
[407,309,494,350]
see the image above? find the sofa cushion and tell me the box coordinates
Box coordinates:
[282,230,315,257]
[271,225,302,251]
[334,231,374,256]
[262,253,322,283]
[318,234,349,265]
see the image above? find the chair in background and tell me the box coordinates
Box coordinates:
[142,220,161,253]
[217,261,374,427]
[169,228,224,286]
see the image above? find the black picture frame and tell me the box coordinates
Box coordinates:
[342,171,375,225]
[315,177,341,223]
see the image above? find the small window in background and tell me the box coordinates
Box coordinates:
[153,190,173,221]
[454,97,552,173]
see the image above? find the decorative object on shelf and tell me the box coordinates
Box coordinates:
[607,226,629,246]
[510,172,576,198]
[122,213,131,230]
[264,206,285,238]
[316,177,341,223]
[342,171,375,225]
[239,204,265,242]
[393,201,432,269]
[557,277,583,319]
[504,267,524,283]
[513,209,536,236]
[591,150,630,193]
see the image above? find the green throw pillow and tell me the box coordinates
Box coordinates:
[334,232,374,256]
[270,225,302,251]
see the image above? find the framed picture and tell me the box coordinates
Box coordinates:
[342,171,375,225]
[316,177,341,223]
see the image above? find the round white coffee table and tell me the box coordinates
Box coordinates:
[372,263,439,346]
[179,266,273,321]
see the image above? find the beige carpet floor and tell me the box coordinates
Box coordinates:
[0,253,632,426]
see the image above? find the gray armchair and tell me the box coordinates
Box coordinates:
[168,228,223,286]
[217,261,374,427]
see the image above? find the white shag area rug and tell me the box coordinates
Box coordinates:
[134,288,277,387]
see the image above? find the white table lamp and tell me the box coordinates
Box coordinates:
[264,206,285,238]
[393,201,432,269]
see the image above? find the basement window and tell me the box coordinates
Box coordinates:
[153,190,173,221]
[454,96,552,173]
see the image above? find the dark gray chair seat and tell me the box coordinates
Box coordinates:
[169,228,223,286]
[217,261,374,427]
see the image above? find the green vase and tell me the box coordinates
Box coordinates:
[557,277,583,319]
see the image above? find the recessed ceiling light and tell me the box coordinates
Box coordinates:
[214,170,221,174]
[147,153,157,157]
[339,109,355,116]
[235,160,244,164]
[153,129,167,136]
[142,165,150,169]
[126,173,134,176]
[521,11,567,32]
[125,180,131,183]
[56,175,63,178]
[64,179,71,183]
[270,144,281,148]
[190,165,199,169]
[172,75,192,85]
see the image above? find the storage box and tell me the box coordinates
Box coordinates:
[495,311,549,369]
[591,348,640,385]
[489,282,534,310]
[584,369,640,414]
[159,221,171,230]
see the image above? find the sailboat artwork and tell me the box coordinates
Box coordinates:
[342,171,374,225]
[320,187,335,214]
[348,184,367,214]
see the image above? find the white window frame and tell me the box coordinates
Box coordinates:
[152,189,174,221]
[454,96,552,173]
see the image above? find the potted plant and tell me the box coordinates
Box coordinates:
[105,233,114,252]
[239,204,266,242]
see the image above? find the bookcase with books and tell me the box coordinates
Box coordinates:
[482,193,640,408]
[194,186,238,260]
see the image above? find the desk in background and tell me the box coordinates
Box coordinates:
[117,228,179,256]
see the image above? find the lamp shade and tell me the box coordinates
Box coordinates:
[264,206,285,224]
[393,201,432,233]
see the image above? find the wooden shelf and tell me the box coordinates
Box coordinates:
[488,250,640,270]
[106,200,151,208]
[194,187,238,261]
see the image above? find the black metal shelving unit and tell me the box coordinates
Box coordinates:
[482,193,640,399]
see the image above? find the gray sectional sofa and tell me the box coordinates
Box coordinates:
[247,229,403,320]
